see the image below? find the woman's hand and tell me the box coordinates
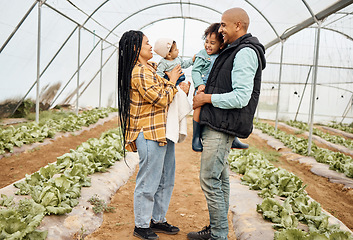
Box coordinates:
[179,81,191,95]
[165,65,183,84]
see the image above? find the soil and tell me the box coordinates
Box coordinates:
[262,120,353,158]
[0,119,119,188]
[1,116,353,239]
[248,132,353,231]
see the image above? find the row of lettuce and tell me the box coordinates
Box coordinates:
[285,120,353,151]
[229,149,353,240]
[0,108,117,155]
[0,128,124,239]
[328,122,353,135]
[254,121,353,179]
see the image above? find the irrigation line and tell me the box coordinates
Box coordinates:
[341,94,353,123]
[294,66,312,121]
[266,61,353,70]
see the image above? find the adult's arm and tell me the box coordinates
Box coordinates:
[211,48,258,109]
[132,65,178,108]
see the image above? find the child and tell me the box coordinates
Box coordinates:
[154,38,194,85]
[191,23,249,152]
[153,38,193,144]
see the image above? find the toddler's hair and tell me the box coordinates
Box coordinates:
[203,23,223,44]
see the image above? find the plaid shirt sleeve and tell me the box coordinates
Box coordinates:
[125,62,178,152]
[132,62,176,108]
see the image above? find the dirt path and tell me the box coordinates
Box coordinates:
[1,116,352,239]
[86,117,237,240]
[248,128,353,231]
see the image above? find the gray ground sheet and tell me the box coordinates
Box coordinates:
[1,117,352,239]
[0,152,139,240]
[253,127,353,189]
[239,127,353,238]
[278,122,353,157]
[229,172,353,239]
[321,126,353,140]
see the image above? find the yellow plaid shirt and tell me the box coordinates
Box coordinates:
[125,61,178,152]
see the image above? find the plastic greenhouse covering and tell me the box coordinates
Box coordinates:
[1,0,352,125]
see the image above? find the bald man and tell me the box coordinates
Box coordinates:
[188,8,266,240]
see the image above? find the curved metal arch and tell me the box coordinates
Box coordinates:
[244,0,280,39]
[138,16,211,31]
[266,0,353,49]
[72,0,282,44]
[311,26,353,42]
[104,1,283,45]
[302,0,319,23]
[65,0,120,39]
[103,2,222,40]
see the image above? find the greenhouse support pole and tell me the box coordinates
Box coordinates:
[49,39,102,108]
[35,0,43,123]
[275,40,284,131]
[76,26,82,116]
[79,49,116,97]
[0,1,37,54]
[99,40,103,108]
[308,22,322,155]
[11,27,78,116]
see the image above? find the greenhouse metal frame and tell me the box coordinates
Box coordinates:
[1,0,353,153]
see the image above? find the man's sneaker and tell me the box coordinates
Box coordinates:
[150,220,180,235]
[187,225,211,240]
[133,227,159,240]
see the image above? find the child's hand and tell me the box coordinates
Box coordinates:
[192,54,196,62]
[165,65,183,84]
[179,81,191,96]
[197,84,205,93]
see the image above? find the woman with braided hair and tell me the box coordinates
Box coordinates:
[117,30,182,240]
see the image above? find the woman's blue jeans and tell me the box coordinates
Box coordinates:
[134,132,176,228]
[200,126,233,240]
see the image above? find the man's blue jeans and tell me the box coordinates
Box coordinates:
[134,132,176,228]
[200,126,233,240]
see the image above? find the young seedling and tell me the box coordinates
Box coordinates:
[88,194,115,214]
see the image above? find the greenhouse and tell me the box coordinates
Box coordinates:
[0,1,353,240]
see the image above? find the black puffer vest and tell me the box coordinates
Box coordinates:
[200,33,266,138]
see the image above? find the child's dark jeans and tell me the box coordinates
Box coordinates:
[163,73,185,86]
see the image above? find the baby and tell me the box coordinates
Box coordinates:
[154,38,194,86]
[153,39,192,144]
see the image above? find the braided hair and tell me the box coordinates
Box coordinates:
[117,30,143,154]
